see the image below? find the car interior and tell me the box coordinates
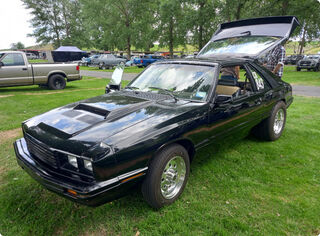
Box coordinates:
[215,64,255,103]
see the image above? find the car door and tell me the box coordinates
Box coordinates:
[198,16,300,59]
[0,53,32,86]
[207,64,264,141]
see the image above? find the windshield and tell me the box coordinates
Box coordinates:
[306,55,320,59]
[127,64,216,101]
[198,36,280,57]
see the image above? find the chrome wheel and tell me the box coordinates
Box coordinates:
[160,156,186,199]
[273,109,284,135]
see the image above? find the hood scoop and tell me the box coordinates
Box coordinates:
[74,103,110,117]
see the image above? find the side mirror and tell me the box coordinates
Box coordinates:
[105,64,124,93]
[0,61,4,68]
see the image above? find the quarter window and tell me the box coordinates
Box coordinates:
[1,53,25,66]
[248,66,270,91]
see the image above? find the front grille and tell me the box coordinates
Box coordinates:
[25,134,58,168]
[300,61,311,65]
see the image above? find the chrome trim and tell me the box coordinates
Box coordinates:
[94,167,148,190]
[16,138,148,191]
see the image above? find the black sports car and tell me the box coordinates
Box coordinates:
[14,16,299,208]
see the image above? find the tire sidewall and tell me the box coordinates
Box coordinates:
[48,74,66,90]
[143,144,190,208]
[268,102,286,141]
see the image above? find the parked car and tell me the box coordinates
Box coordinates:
[81,54,100,66]
[284,55,292,65]
[14,16,299,209]
[133,55,164,67]
[290,54,304,65]
[26,53,38,60]
[296,54,320,71]
[0,51,81,90]
[93,54,127,69]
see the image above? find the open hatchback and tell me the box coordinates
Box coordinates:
[198,16,300,59]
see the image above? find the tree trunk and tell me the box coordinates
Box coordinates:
[298,26,306,55]
[169,16,174,58]
[52,4,61,47]
[281,0,289,15]
[198,1,205,50]
[169,16,173,58]
[235,1,245,20]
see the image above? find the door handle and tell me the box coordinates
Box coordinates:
[22,68,27,71]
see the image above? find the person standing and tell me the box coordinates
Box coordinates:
[266,44,286,78]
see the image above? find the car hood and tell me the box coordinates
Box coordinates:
[23,91,197,156]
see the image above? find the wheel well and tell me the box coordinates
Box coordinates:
[175,139,196,162]
[154,139,196,164]
[49,72,67,81]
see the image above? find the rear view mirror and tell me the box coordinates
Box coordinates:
[106,64,124,93]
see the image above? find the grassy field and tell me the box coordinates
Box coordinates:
[80,65,144,74]
[0,76,320,235]
[282,65,320,86]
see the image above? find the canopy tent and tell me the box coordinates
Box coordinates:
[52,46,88,62]
[54,46,85,52]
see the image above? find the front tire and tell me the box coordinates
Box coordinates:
[252,101,286,141]
[142,144,190,209]
[48,74,66,90]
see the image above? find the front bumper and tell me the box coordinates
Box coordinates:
[297,64,315,69]
[14,138,147,206]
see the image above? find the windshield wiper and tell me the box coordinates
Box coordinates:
[125,86,139,90]
[147,86,179,102]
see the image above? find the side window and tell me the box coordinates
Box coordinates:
[1,53,25,66]
[248,66,271,91]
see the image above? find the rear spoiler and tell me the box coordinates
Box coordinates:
[211,16,300,41]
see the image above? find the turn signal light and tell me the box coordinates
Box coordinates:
[67,189,77,196]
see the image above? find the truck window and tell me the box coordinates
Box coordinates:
[1,53,25,66]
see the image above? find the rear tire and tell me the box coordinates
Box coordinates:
[48,74,66,90]
[252,101,286,141]
[142,144,190,209]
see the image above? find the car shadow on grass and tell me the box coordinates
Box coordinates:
[0,132,266,235]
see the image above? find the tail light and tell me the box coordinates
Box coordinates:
[140,60,143,63]
[76,65,80,71]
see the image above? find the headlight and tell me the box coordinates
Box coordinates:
[68,155,78,168]
[84,160,93,171]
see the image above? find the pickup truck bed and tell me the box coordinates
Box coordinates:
[0,51,81,90]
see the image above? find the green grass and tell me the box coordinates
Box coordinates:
[282,66,320,86]
[80,65,144,74]
[0,75,320,235]
[28,59,49,63]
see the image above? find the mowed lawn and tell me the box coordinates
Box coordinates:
[80,65,144,74]
[0,76,320,235]
[282,65,320,86]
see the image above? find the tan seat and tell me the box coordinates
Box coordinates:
[216,85,240,96]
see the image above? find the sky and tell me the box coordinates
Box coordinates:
[0,0,36,49]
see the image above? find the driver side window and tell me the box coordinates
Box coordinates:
[215,64,255,102]
[1,53,25,66]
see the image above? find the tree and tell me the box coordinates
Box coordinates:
[185,0,218,50]
[157,0,187,57]
[10,42,25,50]
[22,0,86,48]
